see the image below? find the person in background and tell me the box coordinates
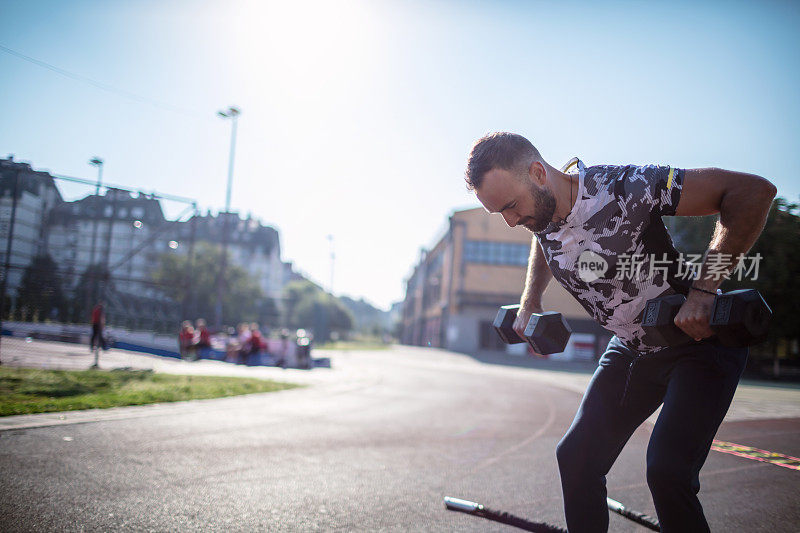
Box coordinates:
[90,301,105,353]
[178,321,195,360]
[193,318,211,359]
[224,327,238,363]
[236,323,252,364]
[276,328,291,368]
[248,322,265,364]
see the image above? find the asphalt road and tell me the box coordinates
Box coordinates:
[1,344,798,532]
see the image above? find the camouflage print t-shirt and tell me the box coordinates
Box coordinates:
[535,159,685,353]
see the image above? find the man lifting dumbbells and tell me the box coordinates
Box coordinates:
[464,132,776,533]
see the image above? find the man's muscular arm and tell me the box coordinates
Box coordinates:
[674,168,777,340]
[513,238,553,339]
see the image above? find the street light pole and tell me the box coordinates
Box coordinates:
[214,107,240,330]
[218,107,240,213]
[86,157,103,316]
[88,157,103,269]
[327,234,335,294]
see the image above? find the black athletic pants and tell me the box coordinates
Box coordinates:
[90,323,103,350]
[556,336,747,532]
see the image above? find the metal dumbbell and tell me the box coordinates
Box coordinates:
[493,304,572,355]
[641,289,771,348]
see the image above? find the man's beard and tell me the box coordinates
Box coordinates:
[520,183,557,233]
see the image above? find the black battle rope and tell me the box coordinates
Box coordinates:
[606,497,660,531]
[444,496,661,532]
[444,497,567,533]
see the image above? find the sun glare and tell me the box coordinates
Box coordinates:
[233,0,383,96]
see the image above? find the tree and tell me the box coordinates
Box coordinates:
[722,198,800,359]
[152,243,274,327]
[65,263,111,323]
[256,297,281,326]
[338,295,391,335]
[16,254,65,322]
[283,280,324,327]
[290,293,354,342]
[282,280,354,341]
[666,199,800,367]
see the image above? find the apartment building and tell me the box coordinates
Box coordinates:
[0,157,64,299]
[1,157,292,326]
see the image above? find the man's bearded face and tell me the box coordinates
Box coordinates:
[520,181,556,233]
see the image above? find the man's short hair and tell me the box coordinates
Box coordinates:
[465,132,541,191]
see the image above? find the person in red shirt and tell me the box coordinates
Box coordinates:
[90,302,105,353]
[178,321,195,360]
[247,322,266,364]
[193,318,211,359]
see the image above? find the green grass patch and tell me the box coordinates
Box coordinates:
[0,367,301,416]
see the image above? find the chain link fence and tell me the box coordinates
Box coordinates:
[0,158,200,363]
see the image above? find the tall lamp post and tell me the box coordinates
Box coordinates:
[88,157,103,268]
[87,157,103,313]
[327,234,335,294]
[214,106,240,329]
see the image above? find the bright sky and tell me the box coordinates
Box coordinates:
[1,0,798,310]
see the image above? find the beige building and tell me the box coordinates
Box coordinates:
[400,207,610,360]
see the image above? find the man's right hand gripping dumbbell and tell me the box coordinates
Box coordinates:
[493,304,572,355]
[641,288,772,348]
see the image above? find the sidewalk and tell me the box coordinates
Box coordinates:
[3,339,799,430]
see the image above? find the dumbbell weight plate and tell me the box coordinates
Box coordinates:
[641,294,692,347]
[523,312,572,355]
[710,289,772,347]
[492,305,526,344]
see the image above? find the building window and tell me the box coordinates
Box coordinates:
[463,240,529,266]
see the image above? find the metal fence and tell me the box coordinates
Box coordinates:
[0,159,200,362]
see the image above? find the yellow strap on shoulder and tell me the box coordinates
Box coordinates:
[562,157,579,173]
